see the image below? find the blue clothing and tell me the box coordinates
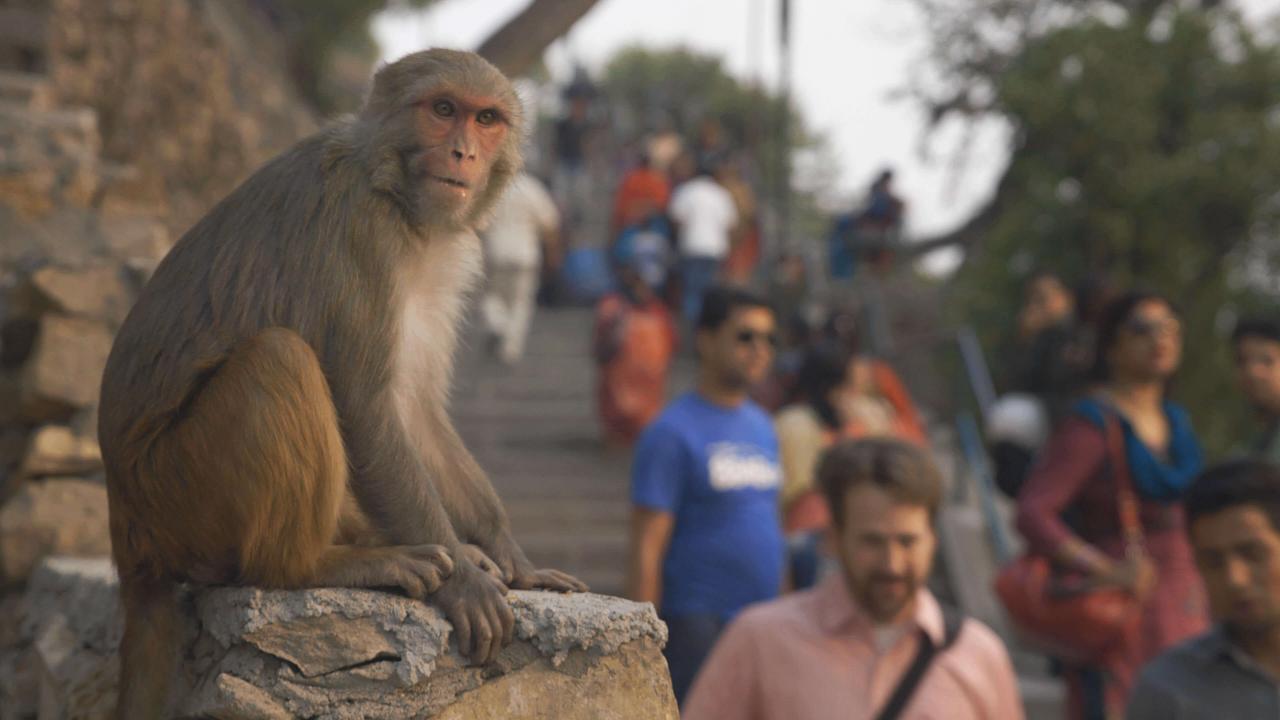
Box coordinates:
[661,613,728,708]
[632,392,785,620]
[679,257,720,326]
[828,213,857,280]
[613,217,672,291]
[1073,398,1203,501]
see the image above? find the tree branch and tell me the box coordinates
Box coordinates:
[903,166,1012,258]
[476,0,602,78]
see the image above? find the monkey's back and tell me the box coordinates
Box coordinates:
[98,125,397,479]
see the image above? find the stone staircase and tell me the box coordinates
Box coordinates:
[452,307,640,597]
[452,304,1065,716]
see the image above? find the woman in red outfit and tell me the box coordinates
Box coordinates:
[1015,292,1208,719]
[593,255,677,446]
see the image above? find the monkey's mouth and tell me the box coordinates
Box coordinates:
[429,175,471,190]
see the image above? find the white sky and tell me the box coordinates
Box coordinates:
[374,0,1280,258]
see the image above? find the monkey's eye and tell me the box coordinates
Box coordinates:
[476,109,500,127]
[432,99,456,118]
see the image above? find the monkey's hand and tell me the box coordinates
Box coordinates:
[489,532,589,593]
[431,558,514,665]
[385,544,455,600]
[459,544,505,582]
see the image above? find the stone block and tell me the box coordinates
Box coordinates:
[18,315,112,422]
[5,558,678,719]
[97,214,171,270]
[0,71,55,112]
[0,479,109,586]
[18,425,101,479]
[29,264,133,328]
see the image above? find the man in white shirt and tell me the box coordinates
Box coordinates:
[669,166,738,326]
[481,172,560,365]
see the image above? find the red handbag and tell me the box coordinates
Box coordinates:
[994,412,1144,664]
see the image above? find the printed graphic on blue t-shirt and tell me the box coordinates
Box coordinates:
[631,392,784,620]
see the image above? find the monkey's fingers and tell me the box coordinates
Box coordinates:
[511,568,589,593]
[459,544,504,582]
[407,544,455,578]
[495,556,517,585]
[451,610,474,660]
[491,590,516,660]
[482,595,512,664]
[539,569,589,593]
[471,608,496,665]
[397,574,428,601]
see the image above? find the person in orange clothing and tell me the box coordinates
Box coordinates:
[716,161,761,285]
[610,150,670,237]
[776,341,927,588]
[593,250,678,446]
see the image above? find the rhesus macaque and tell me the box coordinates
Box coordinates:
[98,49,586,718]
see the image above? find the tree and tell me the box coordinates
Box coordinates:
[269,0,602,112]
[908,0,1236,252]
[923,2,1280,451]
[477,0,604,78]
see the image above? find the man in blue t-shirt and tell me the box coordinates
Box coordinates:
[627,285,784,707]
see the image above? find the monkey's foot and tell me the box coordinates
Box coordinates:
[316,544,454,600]
[384,544,455,599]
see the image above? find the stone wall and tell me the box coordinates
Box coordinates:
[0,0,318,589]
[1,558,678,720]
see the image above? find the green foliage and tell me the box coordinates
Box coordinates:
[955,9,1280,453]
[275,0,437,112]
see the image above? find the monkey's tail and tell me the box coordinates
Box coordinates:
[115,572,180,720]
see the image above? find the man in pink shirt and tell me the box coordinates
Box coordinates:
[683,438,1024,720]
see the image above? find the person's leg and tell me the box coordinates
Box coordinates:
[661,613,727,707]
[481,265,515,342]
[500,265,539,364]
[680,257,717,327]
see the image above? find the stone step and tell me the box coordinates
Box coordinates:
[0,69,50,110]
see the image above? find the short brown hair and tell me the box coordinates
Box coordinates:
[817,438,943,526]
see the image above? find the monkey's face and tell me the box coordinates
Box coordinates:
[409,92,512,221]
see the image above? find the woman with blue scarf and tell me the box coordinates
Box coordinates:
[1016,291,1209,720]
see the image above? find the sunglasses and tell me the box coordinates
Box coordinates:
[735,329,779,348]
[1124,317,1181,339]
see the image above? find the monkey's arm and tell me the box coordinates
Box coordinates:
[420,403,588,592]
[337,388,517,662]
[339,397,466,549]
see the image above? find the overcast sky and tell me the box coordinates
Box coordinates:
[374,0,1279,254]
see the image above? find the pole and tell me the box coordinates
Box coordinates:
[777,0,792,253]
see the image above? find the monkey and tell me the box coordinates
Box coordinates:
[97,49,587,719]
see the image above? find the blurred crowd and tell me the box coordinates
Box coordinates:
[476,74,1280,720]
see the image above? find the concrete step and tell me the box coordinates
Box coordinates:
[0,69,50,110]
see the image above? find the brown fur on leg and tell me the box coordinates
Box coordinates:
[106,329,452,719]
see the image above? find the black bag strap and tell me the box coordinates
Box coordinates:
[873,605,966,720]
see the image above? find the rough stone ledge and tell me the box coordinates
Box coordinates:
[8,557,677,719]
